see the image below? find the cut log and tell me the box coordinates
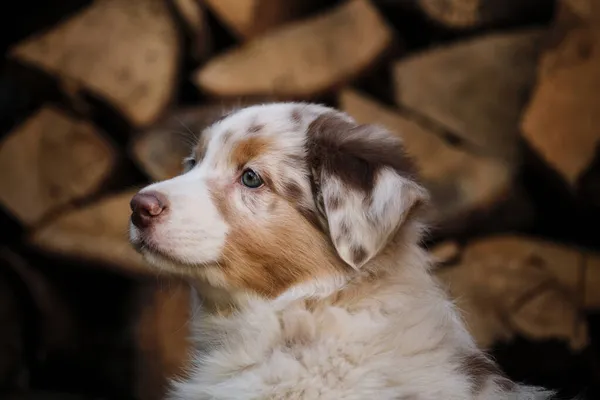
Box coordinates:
[393,29,544,162]
[9,0,181,127]
[417,0,551,29]
[172,0,211,61]
[195,0,393,98]
[0,107,116,227]
[340,89,513,235]
[435,236,599,350]
[521,0,600,186]
[29,189,149,275]
[430,241,461,266]
[204,0,318,38]
[132,100,270,181]
[134,280,191,400]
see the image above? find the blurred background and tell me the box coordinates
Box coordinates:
[0,0,599,399]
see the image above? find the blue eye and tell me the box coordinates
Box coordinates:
[183,157,196,171]
[241,169,263,188]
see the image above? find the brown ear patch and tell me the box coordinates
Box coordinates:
[306,113,419,193]
[350,246,367,266]
[326,193,342,210]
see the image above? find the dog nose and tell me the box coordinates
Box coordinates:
[130,191,167,228]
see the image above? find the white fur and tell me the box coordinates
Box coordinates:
[134,165,229,267]
[173,252,555,400]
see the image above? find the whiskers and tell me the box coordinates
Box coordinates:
[173,116,200,149]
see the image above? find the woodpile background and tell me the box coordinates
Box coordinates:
[0,0,599,399]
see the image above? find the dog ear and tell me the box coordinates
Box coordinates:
[306,113,428,269]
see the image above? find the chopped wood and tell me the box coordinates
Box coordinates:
[0,107,116,227]
[430,241,462,266]
[204,0,318,38]
[133,280,191,400]
[417,0,550,29]
[9,0,181,127]
[195,0,393,98]
[435,236,598,350]
[521,0,600,186]
[340,89,513,235]
[172,0,211,61]
[29,189,149,275]
[393,29,543,162]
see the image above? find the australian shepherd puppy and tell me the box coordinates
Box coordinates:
[129,103,556,399]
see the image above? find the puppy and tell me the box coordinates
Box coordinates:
[130,103,555,399]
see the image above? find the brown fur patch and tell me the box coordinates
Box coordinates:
[459,353,506,394]
[283,182,303,202]
[221,130,234,145]
[495,376,516,392]
[297,207,324,233]
[286,154,304,167]
[306,113,418,193]
[291,109,303,126]
[326,194,342,210]
[209,182,344,298]
[339,220,350,237]
[229,136,272,167]
[248,124,265,134]
[351,246,367,266]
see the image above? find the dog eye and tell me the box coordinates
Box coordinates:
[183,157,197,172]
[241,169,263,188]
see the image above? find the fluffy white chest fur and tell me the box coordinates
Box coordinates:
[171,251,551,400]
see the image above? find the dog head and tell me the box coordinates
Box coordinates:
[129,103,427,298]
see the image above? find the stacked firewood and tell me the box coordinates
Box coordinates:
[0,0,599,398]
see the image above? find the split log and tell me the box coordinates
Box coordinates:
[435,236,600,350]
[393,29,544,162]
[340,89,514,235]
[204,0,318,38]
[134,280,191,400]
[417,0,552,29]
[29,189,149,275]
[521,0,600,187]
[429,241,461,266]
[195,0,393,98]
[0,107,116,227]
[172,0,211,61]
[9,0,181,127]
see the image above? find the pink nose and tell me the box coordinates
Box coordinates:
[130,191,168,228]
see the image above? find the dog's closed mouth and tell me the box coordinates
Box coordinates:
[131,230,215,272]
[130,229,175,262]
